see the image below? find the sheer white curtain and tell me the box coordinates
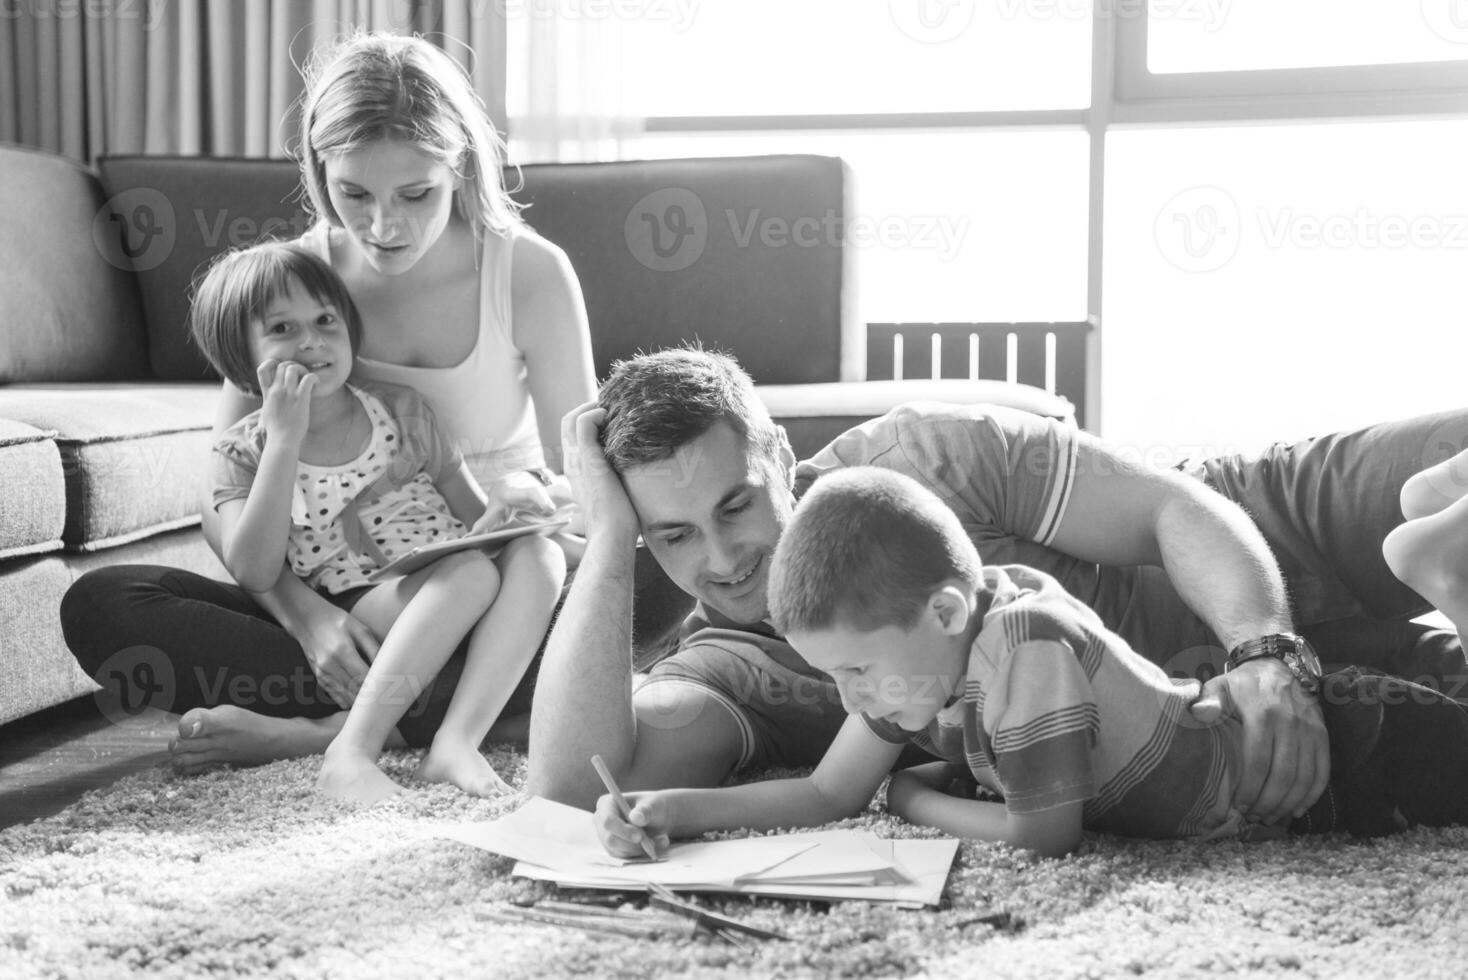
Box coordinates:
[505,3,644,164]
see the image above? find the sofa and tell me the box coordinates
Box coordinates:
[0,143,1077,727]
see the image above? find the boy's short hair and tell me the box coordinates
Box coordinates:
[770,467,982,634]
[188,242,362,395]
[598,346,782,471]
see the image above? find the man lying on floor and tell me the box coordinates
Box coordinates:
[530,346,1466,832]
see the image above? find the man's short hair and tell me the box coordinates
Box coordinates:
[598,346,782,470]
[770,467,982,634]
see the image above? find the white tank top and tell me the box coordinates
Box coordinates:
[301,222,545,488]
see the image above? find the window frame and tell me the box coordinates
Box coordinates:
[512,2,1468,431]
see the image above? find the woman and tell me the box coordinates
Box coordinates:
[61,32,596,776]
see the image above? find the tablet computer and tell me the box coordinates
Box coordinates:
[365,517,571,582]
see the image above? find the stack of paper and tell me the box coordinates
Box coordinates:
[433,797,958,909]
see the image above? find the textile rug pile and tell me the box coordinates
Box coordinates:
[3,745,1467,979]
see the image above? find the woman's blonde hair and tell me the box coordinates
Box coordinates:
[296,31,522,240]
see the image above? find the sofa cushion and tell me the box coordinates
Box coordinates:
[0,144,151,383]
[0,528,228,726]
[96,156,308,381]
[0,383,219,550]
[0,419,66,559]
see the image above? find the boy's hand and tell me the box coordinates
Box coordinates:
[561,401,639,543]
[594,790,672,859]
[256,358,317,447]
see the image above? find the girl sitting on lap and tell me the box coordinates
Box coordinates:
[191,241,565,804]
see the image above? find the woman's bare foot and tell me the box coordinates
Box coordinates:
[169,706,344,775]
[418,739,512,797]
[317,746,406,804]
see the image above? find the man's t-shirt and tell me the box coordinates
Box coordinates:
[864,564,1249,841]
[795,403,1219,668]
[641,403,1221,775]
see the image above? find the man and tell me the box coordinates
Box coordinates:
[528,348,1462,827]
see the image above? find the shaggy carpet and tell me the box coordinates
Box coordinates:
[3,745,1467,979]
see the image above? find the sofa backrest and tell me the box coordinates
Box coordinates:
[86,153,850,386]
[95,156,305,381]
[0,143,151,383]
[512,156,847,386]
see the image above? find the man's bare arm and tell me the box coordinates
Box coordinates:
[1052,432,1327,821]
[1052,432,1292,647]
[527,404,745,808]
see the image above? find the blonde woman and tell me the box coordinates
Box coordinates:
[63,33,595,783]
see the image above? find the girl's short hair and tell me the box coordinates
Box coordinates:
[296,31,523,240]
[189,242,362,395]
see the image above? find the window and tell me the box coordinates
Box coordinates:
[509,2,1468,445]
[1147,0,1468,73]
[624,129,1090,323]
[614,0,1092,116]
[1105,119,1468,459]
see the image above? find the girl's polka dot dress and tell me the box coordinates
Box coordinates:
[289,386,466,593]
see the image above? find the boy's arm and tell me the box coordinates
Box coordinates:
[595,716,904,858]
[887,769,1083,858]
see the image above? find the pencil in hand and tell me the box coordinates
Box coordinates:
[591,754,661,862]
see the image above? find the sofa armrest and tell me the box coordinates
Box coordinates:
[756,379,1075,460]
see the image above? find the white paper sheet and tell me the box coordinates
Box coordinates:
[433,797,816,885]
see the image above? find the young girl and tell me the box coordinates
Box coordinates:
[191,240,566,805]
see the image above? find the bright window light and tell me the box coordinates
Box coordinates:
[621,129,1091,323]
[612,0,1092,114]
[1105,119,1468,461]
[1147,0,1468,73]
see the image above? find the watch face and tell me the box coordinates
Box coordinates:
[1290,637,1323,679]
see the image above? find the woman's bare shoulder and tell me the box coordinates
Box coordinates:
[510,228,575,288]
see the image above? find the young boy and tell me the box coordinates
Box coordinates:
[594,467,1468,858]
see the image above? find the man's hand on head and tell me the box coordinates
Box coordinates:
[561,400,640,543]
[1191,657,1329,824]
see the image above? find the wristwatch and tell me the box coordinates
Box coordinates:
[1225,633,1323,697]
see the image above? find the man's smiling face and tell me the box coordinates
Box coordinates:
[621,422,796,625]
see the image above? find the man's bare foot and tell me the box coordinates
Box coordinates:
[169,706,344,775]
[317,748,406,804]
[418,739,512,797]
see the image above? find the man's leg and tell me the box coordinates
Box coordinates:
[1195,408,1468,679]
[1295,667,1468,837]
